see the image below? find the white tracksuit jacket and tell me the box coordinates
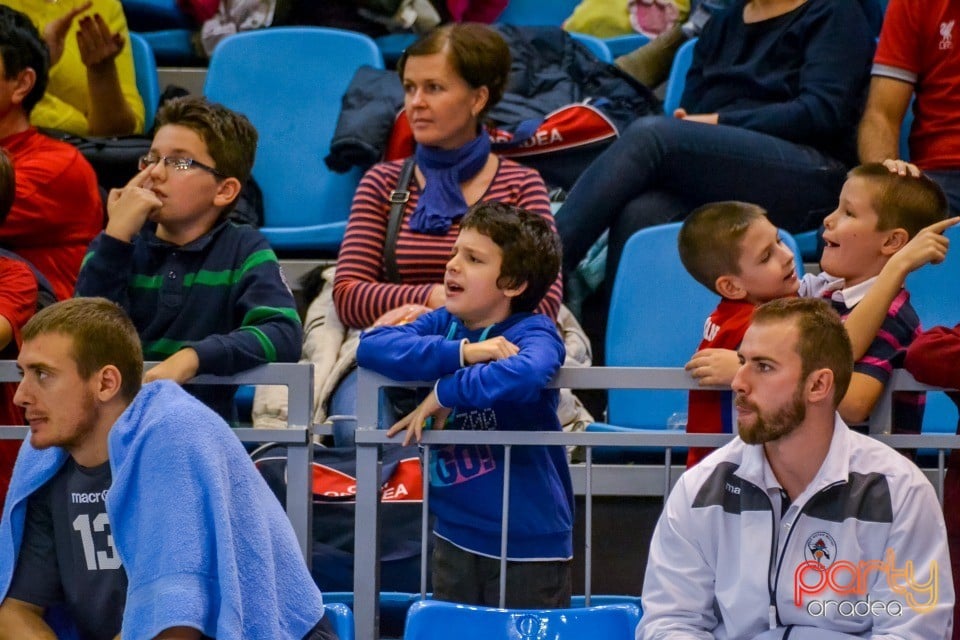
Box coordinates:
[637,416,954,640]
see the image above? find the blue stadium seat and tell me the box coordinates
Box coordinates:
[587,223,804,459]
[794,229,821,263]
[322,591,420,637]
[377,28,613,66]
[570,595,643,610]
[403,600,641,640]
[662,37,696,114]
[602,33,650,58]
[140,29,199,66]
[324,602,356,640]
[375,33,418,66]
[497,0,581,26]
[203,28,384,253]
[121,0,197,65]
[570,33,613,62]
[129,32,159,133]
[570,32,613,63]
[122,0,193,30]
[905,225,960,439]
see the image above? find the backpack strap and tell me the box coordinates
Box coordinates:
[0,247,58,310]
[384,157,416,285]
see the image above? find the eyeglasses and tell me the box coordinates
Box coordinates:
[138,154,225,179]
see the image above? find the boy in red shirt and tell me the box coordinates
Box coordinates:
[0,149,40,508]
[678,201,800,467]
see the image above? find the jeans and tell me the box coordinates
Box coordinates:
[555,115,849,289]
[925,170,960,215]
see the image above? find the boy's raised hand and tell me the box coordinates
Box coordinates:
[463,337,519,364]
[105,166,162,243]
[685,348,740,387]
[845,216,960,361]
[887,216,960,276]
[387,389,451,446]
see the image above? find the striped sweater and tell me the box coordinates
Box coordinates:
[74,221,302,420]
[333,157,562,329]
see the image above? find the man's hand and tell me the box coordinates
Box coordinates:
[886,216,960,276]
[462,337,519,365]
[387,389,450,446]
[42,1,93,66]
[76,14,124,70]
[144,349,200,385]
[105,166,161,243]
[882,158,921,177]
[685,348,740,387]
[673,108,719,125]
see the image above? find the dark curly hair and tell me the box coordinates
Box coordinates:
[460,202,561,313]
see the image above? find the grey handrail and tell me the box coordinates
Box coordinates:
[352,366,960,640]
[0,360,316,561]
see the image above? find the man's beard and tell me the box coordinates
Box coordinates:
[735,385,806,445]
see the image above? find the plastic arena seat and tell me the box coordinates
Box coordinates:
[662,37,696,115]
[129,32,160,133]
[204,27,384,253]
[403,600,641,640]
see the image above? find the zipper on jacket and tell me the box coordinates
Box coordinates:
[760,488,779,630]
[769,479,845,628]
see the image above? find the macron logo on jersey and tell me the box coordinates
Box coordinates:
[72,490,109,504]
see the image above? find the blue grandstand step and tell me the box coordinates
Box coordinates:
[122,0,194,31]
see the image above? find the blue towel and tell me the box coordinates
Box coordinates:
[0,380,324,639]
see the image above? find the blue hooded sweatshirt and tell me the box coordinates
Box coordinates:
[358,308,574,560]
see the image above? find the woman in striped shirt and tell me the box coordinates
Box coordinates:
[332,23,562,330]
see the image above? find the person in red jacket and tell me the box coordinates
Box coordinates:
[0,149,40,509]
[905,327,960,639]
[0,5,102,302]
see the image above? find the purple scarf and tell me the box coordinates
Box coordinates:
[409,133,491,234]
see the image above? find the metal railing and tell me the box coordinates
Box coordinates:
[352,366,960,640]
[2,360,957,640]
[0,360,317,560]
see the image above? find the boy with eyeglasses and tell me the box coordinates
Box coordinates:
[74,96,301,423]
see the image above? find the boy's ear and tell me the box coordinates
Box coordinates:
[715,275,748,301]
[11,68,36,107]
[502,278,528,300]
[880,227,910,256]
[212,177,243,209]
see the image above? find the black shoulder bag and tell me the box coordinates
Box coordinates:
[383,157,416,284]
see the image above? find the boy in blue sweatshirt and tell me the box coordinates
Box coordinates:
[357,202,573,608]
[74,96,301,422]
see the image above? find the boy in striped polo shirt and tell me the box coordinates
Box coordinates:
[74,96,301,422]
